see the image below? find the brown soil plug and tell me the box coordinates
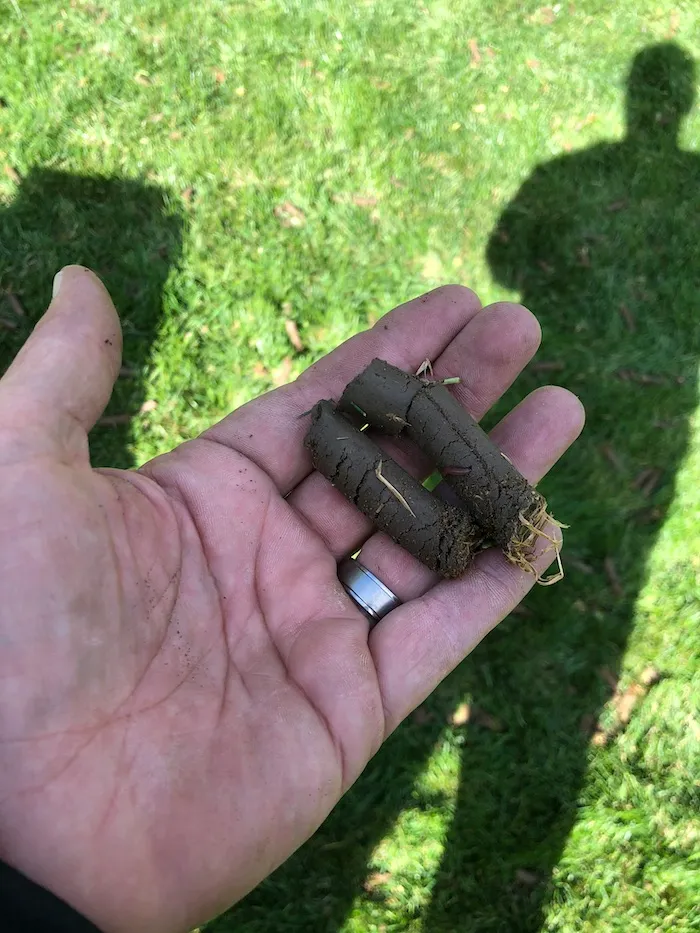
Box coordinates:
[304,401,482,578]
[338,359,561,579]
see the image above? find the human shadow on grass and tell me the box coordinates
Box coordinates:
[219,42,699,933]
[422,40,700,932]
[0,169,182,469]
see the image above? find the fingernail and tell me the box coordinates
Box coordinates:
[52,270,64,299]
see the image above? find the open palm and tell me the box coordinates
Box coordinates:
[0,267,583,933]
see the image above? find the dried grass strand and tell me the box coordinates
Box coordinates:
[375,460,416,517]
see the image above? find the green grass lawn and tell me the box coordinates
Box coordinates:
[1,1,699,931]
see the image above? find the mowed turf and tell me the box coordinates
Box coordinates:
[1,2,698,931]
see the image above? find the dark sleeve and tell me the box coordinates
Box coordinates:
[1,859,102,933]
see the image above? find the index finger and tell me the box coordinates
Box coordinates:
[201,286,482,494]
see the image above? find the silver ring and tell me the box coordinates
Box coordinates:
[337,557,401,625]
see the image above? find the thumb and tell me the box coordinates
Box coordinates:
[0,265,122,462]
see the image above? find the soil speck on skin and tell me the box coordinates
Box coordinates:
[104,338,113,346]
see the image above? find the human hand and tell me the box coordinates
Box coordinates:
[0,266,584,933]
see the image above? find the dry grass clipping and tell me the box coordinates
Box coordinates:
[375,460,416,517]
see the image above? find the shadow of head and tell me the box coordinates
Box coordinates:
[0,169,184,466]
[626,42,695,143]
